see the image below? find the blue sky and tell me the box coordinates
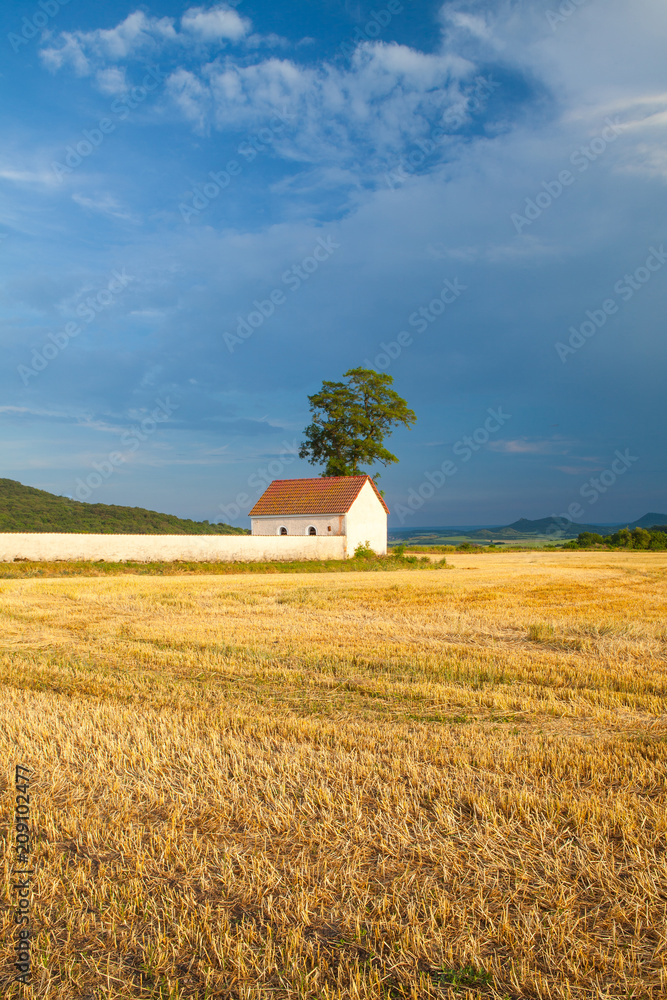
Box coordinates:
[1,0,665,528]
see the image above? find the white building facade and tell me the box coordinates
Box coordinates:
[249,475,388,556]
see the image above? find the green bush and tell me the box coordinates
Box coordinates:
[567,526,667,551]
[353,541,376,560]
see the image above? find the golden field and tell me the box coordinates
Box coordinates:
[1,551,666,999]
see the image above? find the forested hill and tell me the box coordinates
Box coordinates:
[0,479,248,534]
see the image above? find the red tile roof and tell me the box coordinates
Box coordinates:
[249,475,389,516]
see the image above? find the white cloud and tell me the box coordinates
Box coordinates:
[0,405,68,419]
[95,67,128,95]
[71,193,137,222]
[488,439,570,455]
[620,143,667,180]
[166,69,211,131]
[0,166,58,187]
[92,11,177,59]
[40,5,252,79]
[41,12,177,75]
[180,41,480,175]
[595,93,667,182]
[39,5,481,173]
[446,11,492,41]
[40,33,91,75]
[476,0,667,114]
[245,32,290,50]
[207,58,313,129]
[180,5,250,42]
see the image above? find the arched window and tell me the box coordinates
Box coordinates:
[307,525,317,536]
[278,526,288,536]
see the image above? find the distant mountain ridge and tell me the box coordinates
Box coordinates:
[0,478,248,534]
[389,512,667,543]
[619,513,667,529]
[469,513,667,539]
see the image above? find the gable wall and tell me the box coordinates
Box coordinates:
[345,480,387,555]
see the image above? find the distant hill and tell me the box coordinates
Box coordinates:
[0,479,248,534]
[470,516,601,539]
[627,513,667,530]
[390,512,667,544]
[468,514,667,539]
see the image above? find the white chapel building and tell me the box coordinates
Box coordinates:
[249,475,388,555]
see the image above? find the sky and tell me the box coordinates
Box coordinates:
[1,0,665,529]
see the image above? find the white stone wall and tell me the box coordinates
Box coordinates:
[0,533,346,563]
[344,480,388,555]
[251,513,345,536]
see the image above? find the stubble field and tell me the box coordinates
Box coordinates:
[1,552,666,999]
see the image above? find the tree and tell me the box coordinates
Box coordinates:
[631,527,651,549]
[577,532,604,547]
[299,367,416,478]
[609,527,632,548]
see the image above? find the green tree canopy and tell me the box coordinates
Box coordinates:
[299,367,416,478]
[569,527,667,551]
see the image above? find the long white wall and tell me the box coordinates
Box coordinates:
[0,533,347,563]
